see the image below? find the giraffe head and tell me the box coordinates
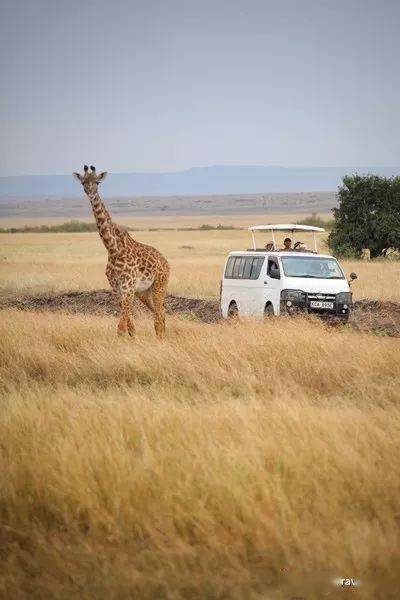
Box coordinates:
[73,165,107,194]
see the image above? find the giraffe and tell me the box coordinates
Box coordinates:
[73,165,170,339]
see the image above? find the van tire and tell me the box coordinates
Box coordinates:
[264,303,274,317]
[228,301,239,319]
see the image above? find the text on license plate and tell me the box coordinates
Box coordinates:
[310,301,334,309]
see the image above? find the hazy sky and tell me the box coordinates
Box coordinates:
[1,0,400,175]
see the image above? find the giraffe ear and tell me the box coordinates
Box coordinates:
[73,172,83,182]
[97,172,107,182]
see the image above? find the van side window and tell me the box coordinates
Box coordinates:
[225,256,265,279]
[249,257,264,279]
[224,257,235,278]
[267,258,280,277]
[232,257,244,278]
[243,258,253,278]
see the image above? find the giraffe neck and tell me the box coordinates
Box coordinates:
[86,190,121,255]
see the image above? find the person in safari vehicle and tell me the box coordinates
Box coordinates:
[281,237,292,251]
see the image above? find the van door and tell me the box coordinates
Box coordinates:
[264,256,282,315]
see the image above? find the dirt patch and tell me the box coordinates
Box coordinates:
[0,290,221,325]
[1,290,399,336]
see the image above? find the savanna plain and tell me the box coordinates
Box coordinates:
[1,217,400,599]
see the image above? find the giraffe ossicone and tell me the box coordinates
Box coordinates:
[73,165,170,339]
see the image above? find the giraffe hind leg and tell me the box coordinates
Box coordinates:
[135,289,154,313]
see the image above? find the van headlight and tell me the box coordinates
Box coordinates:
[336,292,353,305]
[281,290,306,304]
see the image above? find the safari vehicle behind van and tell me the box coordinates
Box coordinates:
[220,224,357,321]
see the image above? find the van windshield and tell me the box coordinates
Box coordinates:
[281,256,344,279]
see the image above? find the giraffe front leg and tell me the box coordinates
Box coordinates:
[117,288,136,338]
[126,313,136,337]
[106,262,120,313]
[152,282,167,340]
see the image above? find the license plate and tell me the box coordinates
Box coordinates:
[310,301,334,309]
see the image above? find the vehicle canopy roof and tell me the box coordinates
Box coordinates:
[248,224,325,232]
[228,250,333,258]
[248,223,325,252]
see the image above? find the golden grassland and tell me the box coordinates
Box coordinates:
[1,226,400,301]
[1,310,400,598]
[0,211,321,230]
[1,218,400,597]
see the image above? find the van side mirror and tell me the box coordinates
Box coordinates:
[269,268,280,280]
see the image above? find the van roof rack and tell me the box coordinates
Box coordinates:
[248,223,325,252]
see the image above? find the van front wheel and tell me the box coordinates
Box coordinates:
[264,303,275,317]
[228,301,239,319]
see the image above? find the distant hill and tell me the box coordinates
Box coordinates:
[0,165,398,197]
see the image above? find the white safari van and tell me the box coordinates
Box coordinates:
[220,224,357,321]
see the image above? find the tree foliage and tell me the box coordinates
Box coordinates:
[328,175,400,258]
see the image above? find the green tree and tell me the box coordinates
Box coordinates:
[328,174,400,258]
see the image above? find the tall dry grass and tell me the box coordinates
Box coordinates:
[1,310,400,598]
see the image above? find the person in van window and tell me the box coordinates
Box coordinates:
[281,237,292,251]
[268,259,280,278]
[265,241,274,251]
